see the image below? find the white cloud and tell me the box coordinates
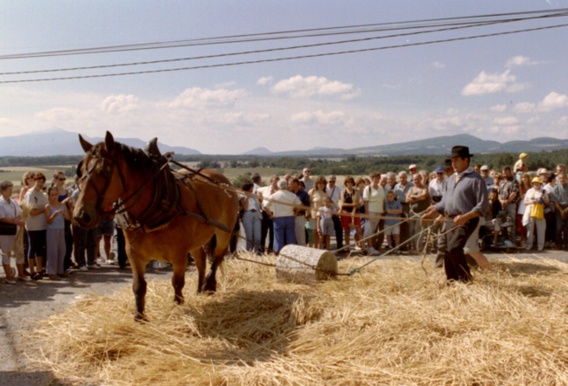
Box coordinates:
[168,87,247,109]
[101,94,139,113]
[514,92,568,113]
[540,92,568,111]
[461,70,526,96]
[257,76,273,86]
[505,55,541,68]
[493,116,519,125]
[513,102,536,113]
[290,110,346,126]
[431,61,446,69]
[490,104,507,112]
[271,75,360,100]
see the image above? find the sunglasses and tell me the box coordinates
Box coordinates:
[58,177,66,181]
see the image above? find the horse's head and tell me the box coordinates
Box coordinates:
[73,131,124,228]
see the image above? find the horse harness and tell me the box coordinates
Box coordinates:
[83,144,231,234]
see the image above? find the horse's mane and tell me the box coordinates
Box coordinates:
[91,141,157,172]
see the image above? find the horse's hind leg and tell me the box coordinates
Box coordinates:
[204,256,223,292]
[204,234,229,293]
[171,258,186,304]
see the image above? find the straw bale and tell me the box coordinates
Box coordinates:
[276,244,337,283]
[27,253,568,385]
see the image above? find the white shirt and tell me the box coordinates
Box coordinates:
[264,190,301,218]
[0,196,22,221]
[428,178,444,198]
[24,189,48,231]
[327,184,342,206]
[363,185,385,213]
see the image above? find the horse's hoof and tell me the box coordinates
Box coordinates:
[174,296,184,305]
[134,313,149,323]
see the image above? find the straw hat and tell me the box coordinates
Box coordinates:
[519,153,528,159]
[531,177,542,184]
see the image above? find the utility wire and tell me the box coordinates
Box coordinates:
[0,20,508,75]
[1,8,567,60]
[1,10,567,77]
[1,22,565,84]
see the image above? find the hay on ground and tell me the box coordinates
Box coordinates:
[28,253,568,385]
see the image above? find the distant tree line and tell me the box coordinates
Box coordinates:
[1,149,566,180]
[196,149,568,177]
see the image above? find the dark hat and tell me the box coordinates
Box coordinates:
[443,159,453,169]
[450,145,473,158]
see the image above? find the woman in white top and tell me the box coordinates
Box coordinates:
[308,176,327,249]
[524,177,549,251]
[0,180,27,283]
[239,181,262,253]
[24,173,48,280]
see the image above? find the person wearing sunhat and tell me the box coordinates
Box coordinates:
[514,153,528,173]
[422,145,488,282]
[523,177,548,251]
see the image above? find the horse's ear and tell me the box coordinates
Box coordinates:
[104,131,115,151]
[145,137,161,156]
[78,134,93,153]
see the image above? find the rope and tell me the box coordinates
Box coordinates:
[166,157,478,278]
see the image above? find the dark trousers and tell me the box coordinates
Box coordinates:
[116,227,128,268]
[332,215,343,249]
[372,219,385,250]
[63,220,74,270]
[555,212,568,249]
[400,203,410,250]
[443,217,479,282]
[545,210,556,244]
[261,211,274,252]
[73,224,97,267]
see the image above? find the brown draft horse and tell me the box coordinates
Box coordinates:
[73,132,239,321]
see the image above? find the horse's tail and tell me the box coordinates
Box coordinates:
[206,234,218,263]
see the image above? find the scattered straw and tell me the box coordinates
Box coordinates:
[28,253,568,385]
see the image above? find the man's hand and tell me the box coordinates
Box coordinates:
[421,207,439,221]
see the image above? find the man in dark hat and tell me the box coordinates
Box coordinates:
[422,146,488,282]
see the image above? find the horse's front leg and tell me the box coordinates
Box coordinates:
[171,256,187,304]
[130,260,148,322]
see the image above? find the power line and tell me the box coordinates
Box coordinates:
[1,8,567,60]
[0,21,508,75]
[1,23,565,84]
[1,10,567,77]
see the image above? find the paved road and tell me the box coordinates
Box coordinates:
[0,262,174,386]
[1,250,567,385]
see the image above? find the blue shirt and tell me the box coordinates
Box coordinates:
[435,167,488,217]
[385,200,402,227]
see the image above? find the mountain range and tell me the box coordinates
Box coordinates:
[1,130,567,157]
[0,129,201,156]
[245,134,568,157]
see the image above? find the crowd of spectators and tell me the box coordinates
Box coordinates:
[2,152,568,284]
[237,153,568,263]
[1,171,121,285]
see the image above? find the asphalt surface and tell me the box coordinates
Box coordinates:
[1,249,567,386]
[0,261,173,386]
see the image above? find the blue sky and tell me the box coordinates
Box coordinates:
[0,0,567,154]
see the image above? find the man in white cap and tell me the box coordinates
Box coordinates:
[408,164,417,182]
[480,165,494,191]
